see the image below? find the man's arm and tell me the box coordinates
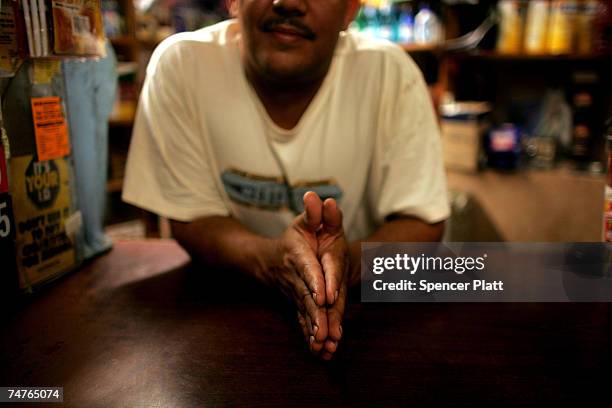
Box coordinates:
[171,213,444,288]
[170,216,275,284]
[169,192,335,355]
[347,216,445,285]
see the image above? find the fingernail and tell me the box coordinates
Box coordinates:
[309,336,315,345]
[313,324,319,336]
[313,292,317,302]
[339,325,343,337]
[334,290,339,303]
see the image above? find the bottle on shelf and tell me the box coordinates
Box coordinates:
[548,0,578,54]
[362,4,380,40]
[349,6,368,33]
[497,0,524,54]
[397,3,414,44]
[524,0,550,54]
[526,89,573,169]
[377,1,397,42]
[414,3,443,45]
[576,0,599,54]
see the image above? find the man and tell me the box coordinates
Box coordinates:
[123,0,449,360]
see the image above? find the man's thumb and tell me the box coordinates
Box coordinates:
[302,191,322,231]
[322,198,343,232]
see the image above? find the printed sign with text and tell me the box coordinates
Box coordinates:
[30,97,70,161]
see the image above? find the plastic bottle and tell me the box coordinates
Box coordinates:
[576,0,599,54]
[524,0,550,54]
[548,0,578,54]
[414,4,443,45]
[397,4,414,44]
[363,5,380,39]
[349,7,367,34]
[497,0,523,54]
[378,1,397,42]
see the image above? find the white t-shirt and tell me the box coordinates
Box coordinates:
[123,20,450,241]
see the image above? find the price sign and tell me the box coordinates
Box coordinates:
[30,97,70,161]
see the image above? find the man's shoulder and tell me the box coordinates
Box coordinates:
[339,32,412,64]
[148,20,238,70]
[337,31,420,79]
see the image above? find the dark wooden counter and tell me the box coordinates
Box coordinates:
[1,240,611,406]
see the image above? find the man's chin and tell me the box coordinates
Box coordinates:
[264,67,309,83]
[254,52,318,83]
[261,62,323,85]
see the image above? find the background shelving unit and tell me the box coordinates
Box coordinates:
[371,1,612,241]
[102,0,612,241]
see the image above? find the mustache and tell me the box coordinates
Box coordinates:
[261,18,316,41]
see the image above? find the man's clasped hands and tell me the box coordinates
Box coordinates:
[272,191,349,360]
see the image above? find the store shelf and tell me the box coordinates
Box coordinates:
[454,51,612,61]
[401,46,612,60]
[400,43,441,53]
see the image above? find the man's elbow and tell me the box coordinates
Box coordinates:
[169,219,202,259]
[169,219,188,244]
[430,220,445,242]
[386,214,446,242]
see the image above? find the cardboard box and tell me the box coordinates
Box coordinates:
[440,102,491,173]
[2,60,81,292]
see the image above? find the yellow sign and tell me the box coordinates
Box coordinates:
[10,155,76,289]
[32,60,61,85]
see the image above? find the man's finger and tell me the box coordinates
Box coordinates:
[322,198,342,233]
[321,251,346,306]
[295,278,328,344]
[297,311,309,340]
[324,339,338,354]
[304,313,325,353]
[302,191,323,232]
[292,245,326,306]
[299,313,321,353]
[321,198,346,303]
[326,281,347,342]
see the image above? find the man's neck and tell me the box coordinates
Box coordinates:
[246,69,329,130]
